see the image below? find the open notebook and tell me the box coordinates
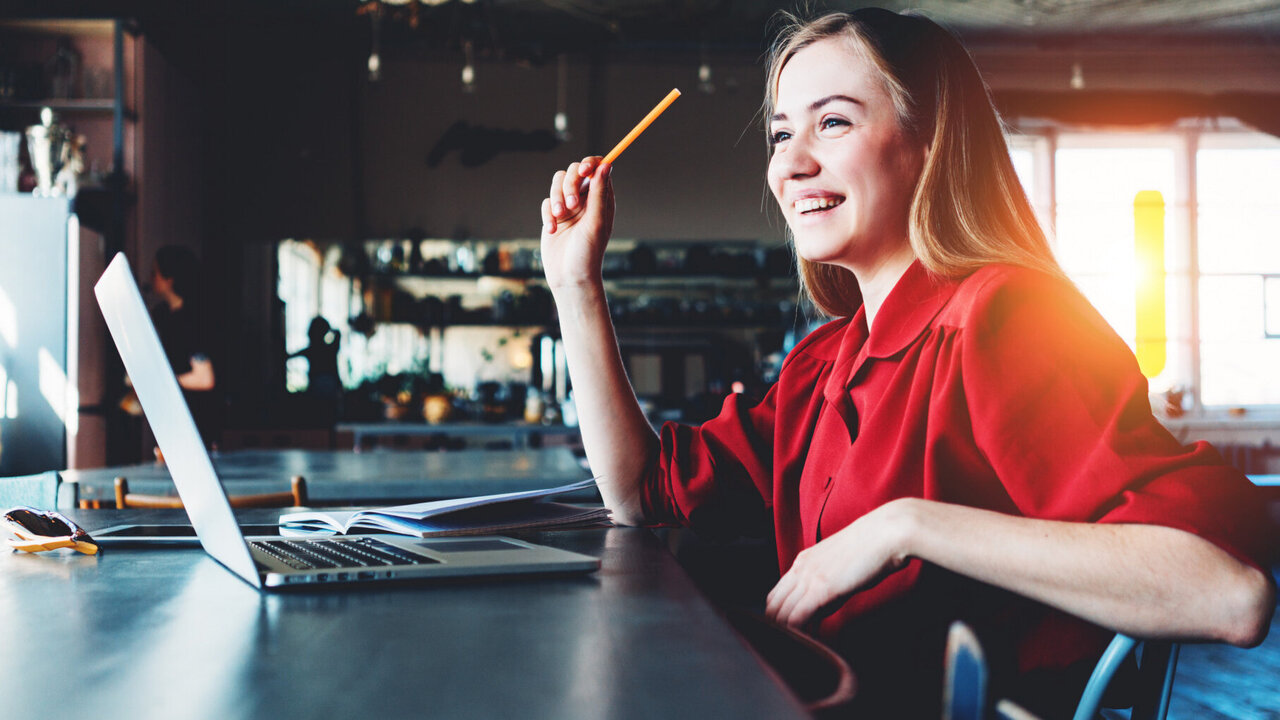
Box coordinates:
[279,478,612,537]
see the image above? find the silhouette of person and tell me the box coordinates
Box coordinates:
[288,316,342,420]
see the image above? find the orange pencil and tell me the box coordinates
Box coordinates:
[602,88,681,165]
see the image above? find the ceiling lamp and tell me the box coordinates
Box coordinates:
[462,40,477,93]
[1070,62,1085,90]
[554,54,570,141]
[367,4,383,81]
[698,45,714,95]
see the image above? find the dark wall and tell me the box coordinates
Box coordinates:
[150,17,785,421]
[359,53,775,240]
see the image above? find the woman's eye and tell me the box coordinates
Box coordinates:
[769,129,792,146]
[821,117,851,131]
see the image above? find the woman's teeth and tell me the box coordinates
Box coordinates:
[795,197,843,214]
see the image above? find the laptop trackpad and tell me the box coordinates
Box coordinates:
[413,539,525,553]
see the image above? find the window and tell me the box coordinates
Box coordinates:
[278,240,322,393]
[1196,136,1280,406]
[1007,124,1280,411]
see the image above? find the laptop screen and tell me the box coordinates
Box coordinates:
[95,252,263,587]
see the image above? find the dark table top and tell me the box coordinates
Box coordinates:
[61,447,596,505]
[0,509,809,720]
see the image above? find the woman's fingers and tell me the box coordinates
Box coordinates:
[543,156,610,238]
[765,572,799,623]
[548,170,567,219]
[566,156,603,210]
[541,198,556,234]
[563,162,582,210]
[585,162,613,215]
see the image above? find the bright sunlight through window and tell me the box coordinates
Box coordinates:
[1009,127,1280,411]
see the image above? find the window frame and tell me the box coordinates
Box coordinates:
[1006,119,1280,415]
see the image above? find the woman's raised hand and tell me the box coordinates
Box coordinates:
[540,156,614,292]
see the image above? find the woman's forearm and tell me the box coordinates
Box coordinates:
[902,499,1275,646]
[552,283,658,526]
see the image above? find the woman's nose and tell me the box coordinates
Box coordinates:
[773,136,820,180]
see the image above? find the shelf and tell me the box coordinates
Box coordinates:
[0,101,136,123]
[2,99,112,111]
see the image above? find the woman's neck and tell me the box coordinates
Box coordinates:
[852,243,916,330]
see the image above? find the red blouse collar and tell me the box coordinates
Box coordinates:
[822,260,960,408]
[865,260,959,360]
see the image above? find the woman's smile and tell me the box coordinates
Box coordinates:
[794,194,846,215]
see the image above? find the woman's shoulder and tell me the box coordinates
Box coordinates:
[938,263,1085,329]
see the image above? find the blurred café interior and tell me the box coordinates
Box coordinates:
[1,0,1278,479]
[2,2,1280,717]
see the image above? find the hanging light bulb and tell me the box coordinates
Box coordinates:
[698,63,714,94]
[462,40,476,93]
[1070,62,1085,90]
[698,45,715,94]
[554,53,570,142]
[367,5,383,82]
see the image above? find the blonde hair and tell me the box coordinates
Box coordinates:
[765,9,1064,318]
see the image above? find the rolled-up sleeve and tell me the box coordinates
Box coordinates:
[640,387,779,540]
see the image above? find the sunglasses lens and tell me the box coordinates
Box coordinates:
[3,507,77,537]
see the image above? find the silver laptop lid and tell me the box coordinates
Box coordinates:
[95,252,262,587]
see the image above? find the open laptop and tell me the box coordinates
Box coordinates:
[94,252,600,589]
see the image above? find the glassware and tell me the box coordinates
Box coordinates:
[46,37,81,99]
[25,107,71,196]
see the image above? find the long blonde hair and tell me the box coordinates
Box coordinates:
[765,9,1063,318]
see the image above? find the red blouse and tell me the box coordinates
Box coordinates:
[640,261,1271,706]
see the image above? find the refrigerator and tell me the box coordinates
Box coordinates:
[0,194,108,477]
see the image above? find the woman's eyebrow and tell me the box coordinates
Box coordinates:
[769,94,864,124]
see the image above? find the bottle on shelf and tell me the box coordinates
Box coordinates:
[46,37,82,100]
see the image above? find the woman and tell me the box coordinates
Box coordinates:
[539,8,1273,716]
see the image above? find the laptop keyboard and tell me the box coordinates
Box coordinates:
[252,537,439,571]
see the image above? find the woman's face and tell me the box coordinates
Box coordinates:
[766,37,926,272]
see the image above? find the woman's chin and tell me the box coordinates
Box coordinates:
[792,241,849,266]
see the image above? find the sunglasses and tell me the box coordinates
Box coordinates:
[3,506,100,555]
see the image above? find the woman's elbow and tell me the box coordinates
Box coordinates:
[1221,566,1275,648]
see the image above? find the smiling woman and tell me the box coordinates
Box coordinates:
[764,36,926,325]
[535,7,1275,719]
[763,10,1062,325]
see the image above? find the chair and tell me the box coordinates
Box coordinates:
[1072,635,1178,720]
[0,471,66,509]
[944,621,989,720]
[114,474,309,509]
[942,622,1179,720]
[724,608,856,718]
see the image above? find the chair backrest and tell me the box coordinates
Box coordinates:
[114,475,308,509]
[0,471,63,509]
[944,621,989,720]
[1072,634,1179,720]
[942,623,1178,720]
[724,608,856,718]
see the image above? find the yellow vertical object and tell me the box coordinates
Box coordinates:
[1134,190,1166,378]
